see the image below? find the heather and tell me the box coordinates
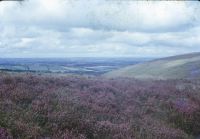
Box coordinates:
[0,73,200,139]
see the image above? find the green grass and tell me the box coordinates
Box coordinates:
[104,52,200,79]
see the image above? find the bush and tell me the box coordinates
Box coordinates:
[0,73,199,138]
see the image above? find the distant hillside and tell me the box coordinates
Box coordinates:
[104,52,200,79]
[0,58,142,76]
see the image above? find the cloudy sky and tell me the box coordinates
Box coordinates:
[0,0,200,58]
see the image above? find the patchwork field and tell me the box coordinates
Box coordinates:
[0,58,146,76]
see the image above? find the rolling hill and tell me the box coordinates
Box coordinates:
[104,52,200,79]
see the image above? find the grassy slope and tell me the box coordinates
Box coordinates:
[104,52,200,79]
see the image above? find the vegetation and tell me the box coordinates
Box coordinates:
[0,73,200,139]
[105,52,200,79]
[0,58,141,75]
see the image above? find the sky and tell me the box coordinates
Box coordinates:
[0,0,200,58]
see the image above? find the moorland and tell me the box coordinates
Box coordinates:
[0,53,200,139]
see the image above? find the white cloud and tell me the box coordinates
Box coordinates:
[0,0,200,57]
[0,0,198,31]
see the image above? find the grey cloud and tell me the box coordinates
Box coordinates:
[0,0,200,57]
[1,0,199,32]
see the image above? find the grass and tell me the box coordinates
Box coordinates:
[104,53,200,80]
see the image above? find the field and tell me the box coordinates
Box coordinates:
[0,58,146,75]
[0,73,200,139]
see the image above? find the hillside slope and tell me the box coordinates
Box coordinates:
[104,52,200,79]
